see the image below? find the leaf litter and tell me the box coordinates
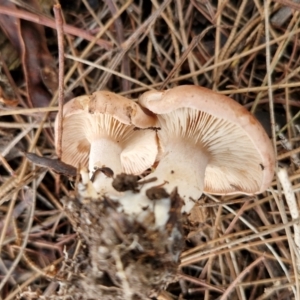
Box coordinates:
[0,0,300,299]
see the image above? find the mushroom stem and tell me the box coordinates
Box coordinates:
[142,139,209,212]
[89,138,122,175]
[89,138,122,195]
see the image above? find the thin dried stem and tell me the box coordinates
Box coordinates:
[220,256,265,300]
[53,3,64,160]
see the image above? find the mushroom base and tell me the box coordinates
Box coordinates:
[142,139,209,212]
[53,174,184,300]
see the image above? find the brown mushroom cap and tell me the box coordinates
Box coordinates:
[138,85,275,195]
[54,91,158,175]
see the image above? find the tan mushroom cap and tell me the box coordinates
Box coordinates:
[138,85,275,195]
[57,91,156,128]
[54,91,158,175]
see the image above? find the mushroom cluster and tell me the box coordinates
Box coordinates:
[54,91,158,196]
[54,86,275,299]
[55,86,275,219]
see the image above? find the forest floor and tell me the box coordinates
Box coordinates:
[0,0,300,299]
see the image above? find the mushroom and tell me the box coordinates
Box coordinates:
[54,91,158,195]
[138,85,275,212]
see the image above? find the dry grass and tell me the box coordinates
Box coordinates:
[1,0,300,299]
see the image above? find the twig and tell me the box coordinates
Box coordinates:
[220,256,265,300]
[53,3,64,160]
[117,25,300,96]
[179,273,225,293]
[24,152,77,177]
[103,0,131,91]
[277,168,300,272]
[97,0,171,90]
[271,0,300,26]
[65,54,152,89]
[4,258,63,300]
[181,218,300,265]
[0,54,27,107]
[0,5,112,49]
[160,28,214,90]
[176,0,198,85]
[0,177,36,291]
[0,106,58,116]
[0,153,15,176]
[63,0,133,89]
[274,0,300,10]
[217,0,248,79]
[276,124,300,165]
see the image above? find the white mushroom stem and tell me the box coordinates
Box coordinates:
[141,139,209,213]
[88,138,172,228]
[89,138,122,175]
[89,138,122,196]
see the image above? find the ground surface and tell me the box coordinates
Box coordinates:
[0,0,300,299]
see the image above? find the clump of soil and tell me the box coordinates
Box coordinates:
[40,174,184,300]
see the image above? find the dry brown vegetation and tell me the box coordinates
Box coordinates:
[0,0,300,299]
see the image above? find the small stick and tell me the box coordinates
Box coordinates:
[53,3,65,196]
[278,168,300,273]
[179,273,225,293]
[0,153,16,177]
[219,256,265,300]
[0,5,112,49]
[53,3,64,160]
[273,0,300,11]
[102,0,131,91]
[160,29,213,90]
[24,152,77,177]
